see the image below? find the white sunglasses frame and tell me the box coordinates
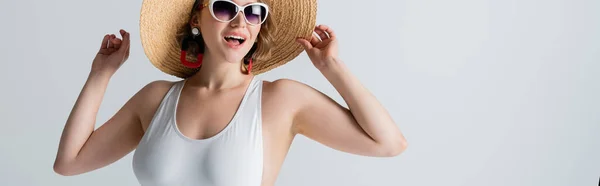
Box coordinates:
[200,0,270,26]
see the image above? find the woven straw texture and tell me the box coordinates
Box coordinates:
[140,0,317,78]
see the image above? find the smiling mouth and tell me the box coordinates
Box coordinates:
[224,35,246,46]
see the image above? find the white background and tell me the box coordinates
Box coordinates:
[0,0,599,185]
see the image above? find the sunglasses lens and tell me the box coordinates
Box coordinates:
[244,5,267,24]
[213,1,237,21]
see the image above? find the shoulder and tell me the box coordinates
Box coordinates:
[129,80,178,128]
[261,78,321,111]
[263,78,315,94]
[259,78,316,132]
[135,80,177,102]
[263,78,312,98]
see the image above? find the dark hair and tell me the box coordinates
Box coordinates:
[176,0,276,70]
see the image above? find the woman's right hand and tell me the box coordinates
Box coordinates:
[91,29,130,76]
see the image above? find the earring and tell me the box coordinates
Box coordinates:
[191,27,200,37]
[244,43,257,74]
[180,51,203,68]
[180,27,203,68]
[247,58,253,74]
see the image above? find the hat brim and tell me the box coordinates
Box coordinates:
[140,0,317,78]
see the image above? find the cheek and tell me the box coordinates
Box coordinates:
[199,27,219,46]
[199,24,226,47]
[248,26,262,42]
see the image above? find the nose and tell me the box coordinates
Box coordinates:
[230,11,247,28]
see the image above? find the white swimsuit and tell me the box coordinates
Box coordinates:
[132,77,264,186]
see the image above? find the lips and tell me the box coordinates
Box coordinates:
[223,32,248,49]
[224,36,244,47]
[224,35,245,43]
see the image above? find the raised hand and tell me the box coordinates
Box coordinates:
[296,25,339,70]
[91,29,131,76]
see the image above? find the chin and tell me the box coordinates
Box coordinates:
[221,52,246,64]
[220,48,251,63]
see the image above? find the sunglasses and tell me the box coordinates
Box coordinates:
[198,0,269,26]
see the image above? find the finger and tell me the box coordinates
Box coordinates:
[309,33,321,46]
[111,32,122,49]
[118,30,131,54]
[125,38,131,57]
[296,38,312,50]
[107,34,116,49]
[314,26,328,40]
[100,34,110,49]
[125,46,130,60]
[118,29,128,52]
[112,39,122,50]
[318,25,336,39]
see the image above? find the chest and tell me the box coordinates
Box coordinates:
[135,81,296,186]
[133,127,264,185]
[133,94,265,185]
[175,90,249,140]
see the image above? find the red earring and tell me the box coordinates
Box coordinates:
[180,30,202,68]
[247,58,253,73]
[180,50,202,68]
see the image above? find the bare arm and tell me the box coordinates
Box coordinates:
[53,72,144,176]
[285,62,407,157]
[292,25,408,157]
[53,29,148,175]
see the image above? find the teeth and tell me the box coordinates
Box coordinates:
[225,35,245,40]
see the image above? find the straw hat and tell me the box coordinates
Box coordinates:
[139,0,318,78]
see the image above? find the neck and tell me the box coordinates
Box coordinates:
[187,51,253,90]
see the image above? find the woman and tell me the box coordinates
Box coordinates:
[53,0,408,185]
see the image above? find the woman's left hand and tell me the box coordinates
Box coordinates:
[296,25,340,70]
